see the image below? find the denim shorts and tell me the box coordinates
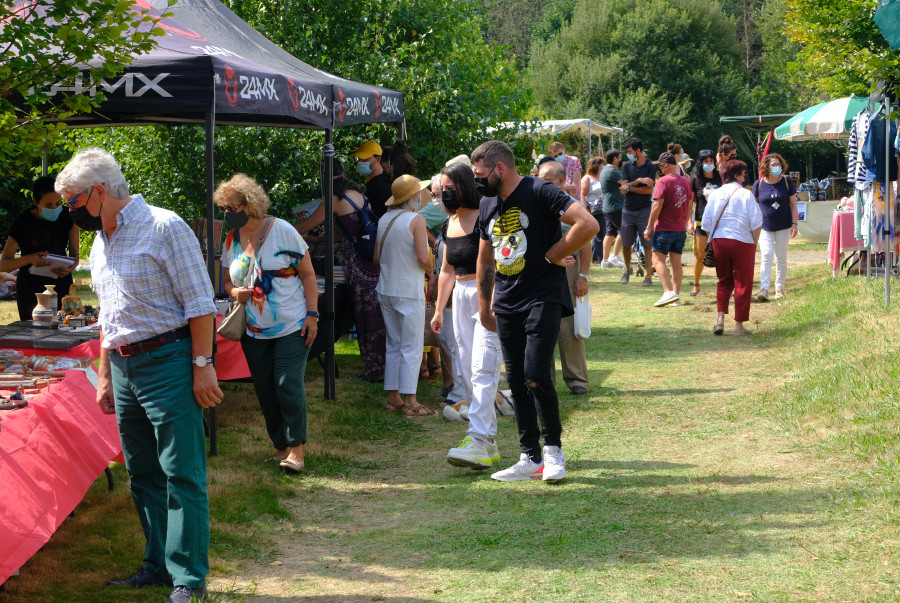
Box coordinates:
[652,230,687,255]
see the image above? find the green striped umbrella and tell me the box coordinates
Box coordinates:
[774,96,868,142]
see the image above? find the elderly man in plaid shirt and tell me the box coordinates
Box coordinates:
[56,148,221,603]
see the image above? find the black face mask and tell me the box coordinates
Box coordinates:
[474,166,499,198]
[223,209,250,230]
[441,189,461,212]
[69,205,104,232]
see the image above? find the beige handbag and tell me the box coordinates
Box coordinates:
[217,218,274,341]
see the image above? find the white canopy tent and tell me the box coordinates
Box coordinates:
[493,119,625,158]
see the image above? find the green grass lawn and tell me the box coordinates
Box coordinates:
[5,258,900,602]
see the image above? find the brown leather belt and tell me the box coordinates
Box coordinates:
[117,325,191,357]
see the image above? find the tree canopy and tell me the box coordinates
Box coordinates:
[783,0,900,98]
[0,0,170,175]
[528,0,748,154]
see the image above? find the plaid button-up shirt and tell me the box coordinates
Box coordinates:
[90,195,215,349]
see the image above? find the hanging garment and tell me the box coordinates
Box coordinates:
[862,115,898,185]
[855,112,873,191]
[848,112,861,185]
[865,181,897,253]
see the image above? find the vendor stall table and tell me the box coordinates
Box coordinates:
[0,369,120,585]
[828,210,865,276]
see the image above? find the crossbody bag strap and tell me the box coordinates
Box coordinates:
[709,188,738,240]
[377,211,406,260]
[243,216,275,287]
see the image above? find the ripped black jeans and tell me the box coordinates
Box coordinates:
[495,302,563,462]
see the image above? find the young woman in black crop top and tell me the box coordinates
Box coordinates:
[430,163,504,469]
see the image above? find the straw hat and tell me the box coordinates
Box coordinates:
[386,174,430,207]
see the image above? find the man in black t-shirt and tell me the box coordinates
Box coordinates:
[350,140,392,217]
[472,141,598,483]
[620,137,657,285]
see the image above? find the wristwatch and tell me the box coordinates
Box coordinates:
[192,356,214,368]
[578,273,591,282]
[306,310,320,318]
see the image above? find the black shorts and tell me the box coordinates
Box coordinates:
[592,212,607,235]
[603,210,622,237]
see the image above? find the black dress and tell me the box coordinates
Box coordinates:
[8,209,76,320]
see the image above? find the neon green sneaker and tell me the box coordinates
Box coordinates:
[487,440,500,464]
[447,436,492,469]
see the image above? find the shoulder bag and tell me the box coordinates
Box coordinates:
[217,217,274,341]
[703,188,738,268]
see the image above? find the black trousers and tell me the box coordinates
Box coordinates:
[496,302,563,461]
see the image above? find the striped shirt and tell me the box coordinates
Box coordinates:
[90,195,216,349]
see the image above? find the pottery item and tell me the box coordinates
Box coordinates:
[43,284,58,312]
[32,292,55,325]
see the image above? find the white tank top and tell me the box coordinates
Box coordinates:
[375,209,425,299]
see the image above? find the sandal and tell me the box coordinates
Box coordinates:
[402,401,436,416]
[690,283,700,297]
[713,323,724,336]
[385,399,404,412]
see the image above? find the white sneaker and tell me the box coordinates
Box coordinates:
[542,445,566,482]
[487,440,500,464]
[447,436,492,469]
[609,255,626,268]
[490,453,543,481]
[653,290,680,307]
[600,259,614,268]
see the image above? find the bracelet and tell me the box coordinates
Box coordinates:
[545,256,553,264]
[578,273,590,281]
[306,310,319,318]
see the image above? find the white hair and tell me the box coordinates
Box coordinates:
[445,154,472,168]
[430,174,448,214]
[55,147,130,199]
[391,190,424,212]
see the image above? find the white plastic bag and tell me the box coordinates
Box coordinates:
[574,295,591,340]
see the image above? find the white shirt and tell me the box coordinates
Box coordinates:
[221,218,309,339]
[701,182,762,245]
[376,210,424,300]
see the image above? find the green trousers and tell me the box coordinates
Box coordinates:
[111,337,209,588]
[240,329,310,449]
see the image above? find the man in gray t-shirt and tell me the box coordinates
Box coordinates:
[598,149,627,268]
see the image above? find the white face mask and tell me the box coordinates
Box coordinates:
[555,154,566,164]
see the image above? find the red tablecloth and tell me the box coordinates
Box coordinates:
[827,210,865,275]
[0,369,121,584]
[7,333,250,381]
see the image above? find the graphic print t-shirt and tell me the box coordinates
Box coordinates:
[221,218,309,339]
[652,173,693,232]
[478,176,575,316]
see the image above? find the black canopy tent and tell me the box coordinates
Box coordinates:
[11,0,406,452]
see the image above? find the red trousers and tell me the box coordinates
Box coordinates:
[712,238,756,322]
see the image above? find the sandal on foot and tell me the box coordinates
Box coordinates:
[690,283,700,296]
[385,399,404,412]
[713,324,724,335]
[734,329,752,336]
[403,402,436,416]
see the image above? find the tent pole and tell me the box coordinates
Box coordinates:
[205,104,218,456]
[885,96,892,307]
[41,154,48,177]
[588,121,592,159]
[400,118,407,141]
[323,130,336,400]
